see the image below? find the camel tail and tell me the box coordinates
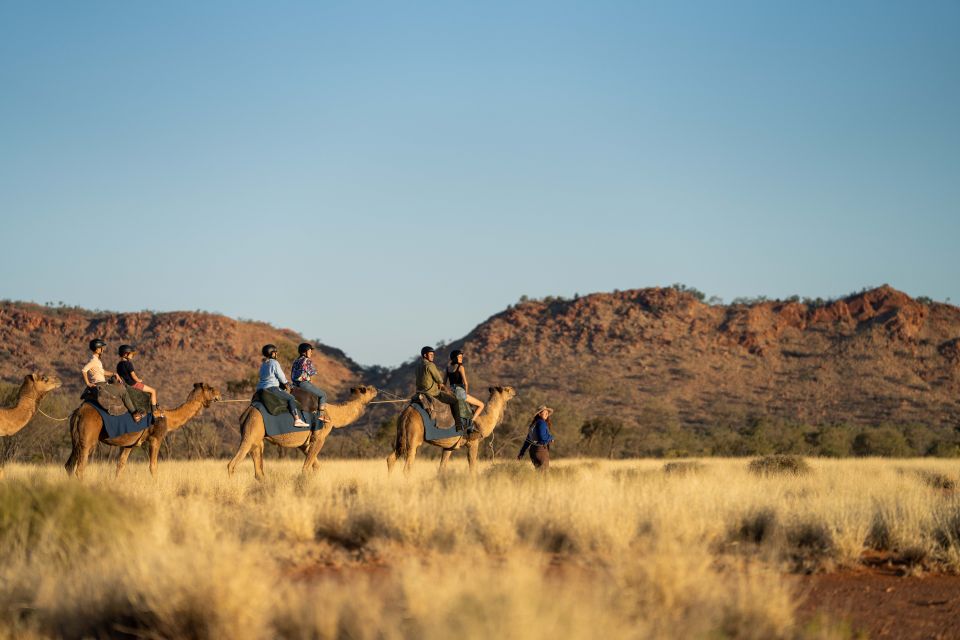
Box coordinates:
[64,408,81,475]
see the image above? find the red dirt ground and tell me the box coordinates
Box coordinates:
[798,568,960,639]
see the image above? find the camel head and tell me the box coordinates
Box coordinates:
[487,385,517,402]
[348,385,378,404]
[24,373,62,395]
[190,382,222,407]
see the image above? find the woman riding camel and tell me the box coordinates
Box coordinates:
[290,343,328,417]
[81,338,144,422]
[443,350,484,422]
[517,405,555,470]
[257,344,309,427]
[116,344,163,417]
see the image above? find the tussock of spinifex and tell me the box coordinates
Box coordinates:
[0,457,957,639]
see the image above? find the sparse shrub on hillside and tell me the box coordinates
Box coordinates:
[852,427,911,457]
[747,455,811,477]
[669,283,707,302]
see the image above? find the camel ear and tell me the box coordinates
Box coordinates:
[349,387,358,395]
[488,387,495,395]
[29,373,38,382]
[194,382,203,389]
[496,386,504,393]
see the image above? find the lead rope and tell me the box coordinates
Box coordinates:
[37,407,70,422]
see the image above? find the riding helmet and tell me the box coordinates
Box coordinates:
[298,342,313,355]
[88,338,106,352]
[421,346,435,357]
[118,344,136,357]
[262,344,278,358]
[449,350,463,363]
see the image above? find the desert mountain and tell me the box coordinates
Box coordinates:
[376,285,960,434]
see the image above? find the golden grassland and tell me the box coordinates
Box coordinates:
[1,457,959,639]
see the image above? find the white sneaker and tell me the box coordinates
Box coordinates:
[293,416,309,427]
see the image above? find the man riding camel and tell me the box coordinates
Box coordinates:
[414,346,462,425]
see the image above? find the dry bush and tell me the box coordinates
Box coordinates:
[663,460,704,476]
[748,455,811,477]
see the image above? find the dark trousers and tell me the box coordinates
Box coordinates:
[96,381,137,413]
[293,381,327,405]
[529,444,550,470]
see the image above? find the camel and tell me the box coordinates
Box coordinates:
[386,385,517,476]
[64,382,221,480]
[227,385,378,480]
[0,373,63,436]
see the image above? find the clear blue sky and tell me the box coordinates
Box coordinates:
[1,1,958,366]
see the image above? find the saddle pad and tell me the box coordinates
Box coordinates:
[252,389,303,416]
[89,402,154,439]
[252,403,322,437]
[126,386,153,415]
[410,403,467,442]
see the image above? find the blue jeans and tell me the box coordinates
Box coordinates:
[293,381,327,405]
[264,387,299,416]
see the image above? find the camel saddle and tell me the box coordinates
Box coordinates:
[411,393,474,432]
[80,384,152,417]
[250,388,302,416]
[291,387,323,415]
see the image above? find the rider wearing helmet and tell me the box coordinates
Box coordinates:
[290,343,328,414]
[414,346,461,424]
[257,344,309,427]
[116,345,163,417]
[81,339,144,422]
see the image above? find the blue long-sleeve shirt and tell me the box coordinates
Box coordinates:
[256,359,289,390]
[518,417,554,457]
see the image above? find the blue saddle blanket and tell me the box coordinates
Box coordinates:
[89,402,154,439]
[252,402,324,437]
[411,403,472,441]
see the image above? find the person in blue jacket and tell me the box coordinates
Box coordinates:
[257,344,309,427]
[518,405,555,470]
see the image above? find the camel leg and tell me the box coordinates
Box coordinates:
[75,440,96,481]
[251,441,265,481]
[227,435,256,477]
[386,450,398,475]
[403,445,418,476]
[301,424,333,475]
[147,436,164,478]
[116,447,133,478]
[466,441,479,475]
[438,449,453,474]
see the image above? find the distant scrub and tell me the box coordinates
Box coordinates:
[748,455,811,477]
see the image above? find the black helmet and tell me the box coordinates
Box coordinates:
[118,344,136,357]
[450,350,463,363]
[89,338,106,352]
[298,342,314,355]
[420,346,435,357]
[261,344,278,358]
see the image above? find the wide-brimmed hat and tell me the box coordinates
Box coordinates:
[535,405,553,416]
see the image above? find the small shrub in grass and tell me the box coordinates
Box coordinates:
[732,508,778,545]
[932,505,960,552]
[784,519,835,573]
[483,462,535,481]
[914,470,956,491]
[663,461,703,476]
[747,455,811,477]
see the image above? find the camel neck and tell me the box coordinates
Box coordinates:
[163,394,205,431]
[475,396,507,438]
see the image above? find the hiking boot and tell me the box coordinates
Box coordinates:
[153,404,165,418]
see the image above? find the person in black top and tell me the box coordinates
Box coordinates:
[443,350,484,422]
[117,345,163,417]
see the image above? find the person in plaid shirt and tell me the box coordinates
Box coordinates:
[291,343,328,411]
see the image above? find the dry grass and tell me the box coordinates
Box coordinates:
[0,457,957,638]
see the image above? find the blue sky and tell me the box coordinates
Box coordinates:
[1,1,958,366]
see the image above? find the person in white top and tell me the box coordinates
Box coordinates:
[82,338,143,421]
